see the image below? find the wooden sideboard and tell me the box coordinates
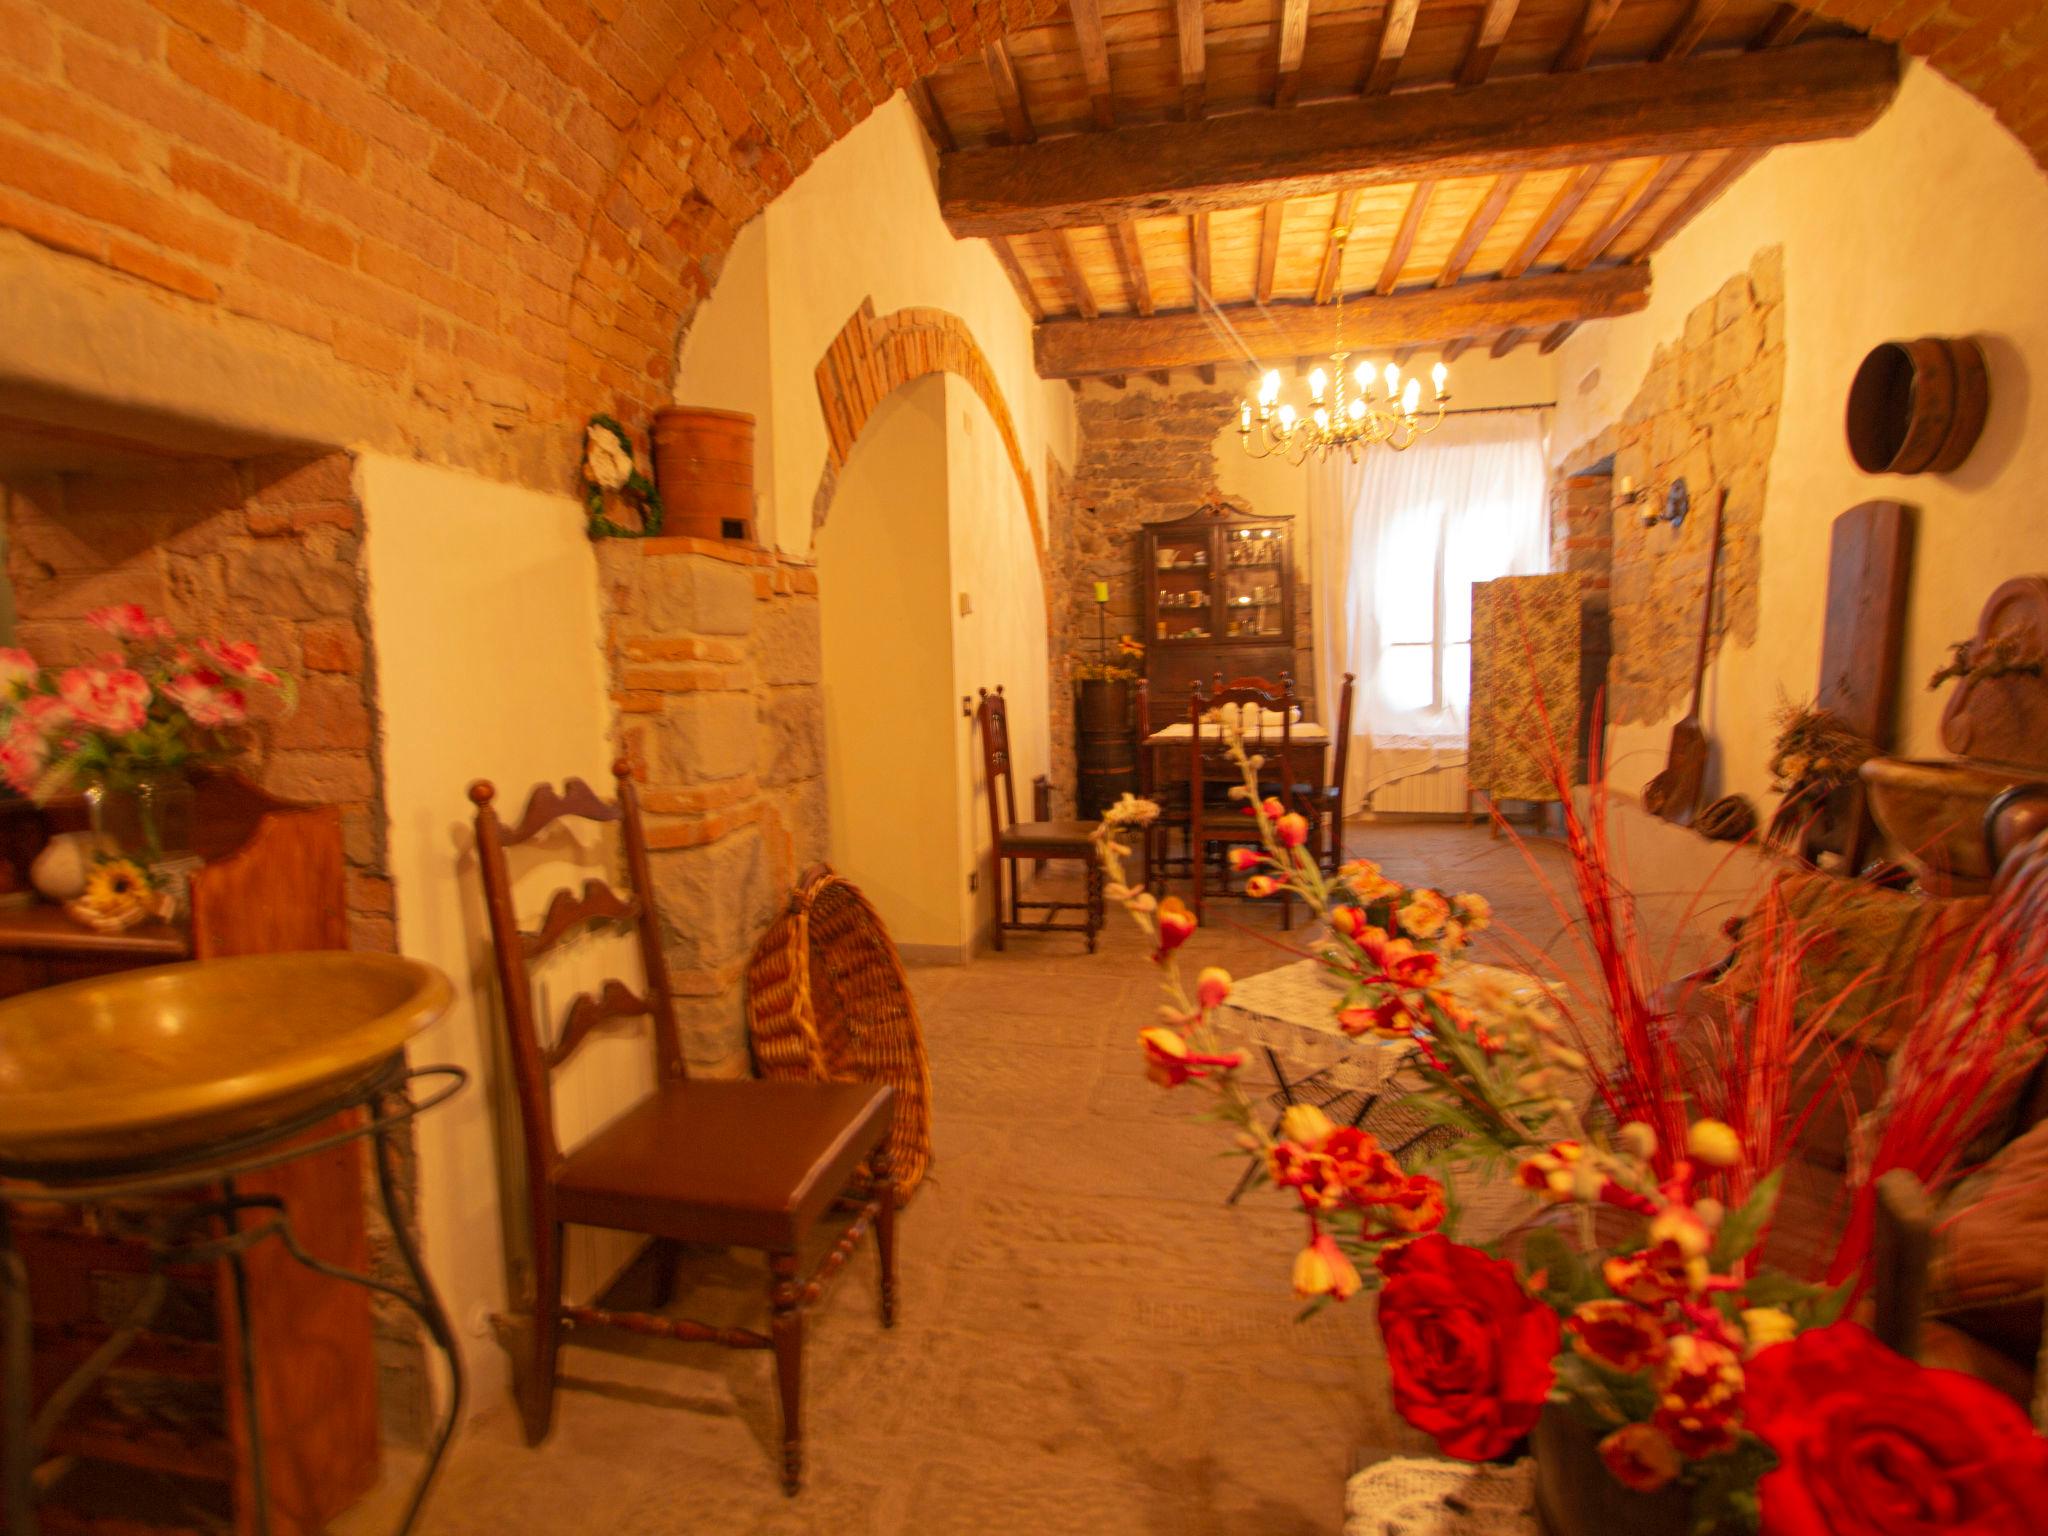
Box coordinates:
[0,774,379,1536]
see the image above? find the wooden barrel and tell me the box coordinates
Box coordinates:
[651,406,757,540]
[1076,678,1136,820]
[1845,337,1989,475]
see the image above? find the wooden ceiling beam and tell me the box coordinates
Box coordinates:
[1656,0,1728,63]
[1275,0,1310,107]
[1191,210,1213,299]
[1438,171,1521,286]
[1113,220,1155,315]
[1751,4,1810,49]
[1633,147,1764,259]
[1053,228,1098,318]
[1540,321,1579,354]
[1197,364,1217,384]
[1314,190,1360,304]
[1458,0,1521,87]
[1442,337,1475,363]
[1174,0,1207,120]
[1033,266,1651,377]
[907,80,955,153]
[1490,328,1527,357]
[1501,163,1606,278]
[1256,200,1286,303]
[1555,0,1624,71]
[1564,154,1686,269]
[1070,0,1116,129]
[1362,0,1421,94]
[983,40,1036,145]
[940,40,1898,236]
[990,235,1044,321]
[1377,179,1435,295]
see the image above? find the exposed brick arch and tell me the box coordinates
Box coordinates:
[564,0,1063,424]
[809,298,1048,612]
[1,0,2041,488]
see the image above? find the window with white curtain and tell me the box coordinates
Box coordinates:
[1310,411,1550,782]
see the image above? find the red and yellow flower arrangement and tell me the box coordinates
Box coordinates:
[1093,716,2048,1533]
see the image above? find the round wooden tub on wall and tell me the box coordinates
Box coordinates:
[1845,336,1989,475]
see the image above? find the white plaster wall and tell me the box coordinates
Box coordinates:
[676,93,1075,559]
[675,93,1067,954]
[1553,61,2048,805]
[818,378,966,951]
[360,453,648,1417]
[671,216,777,527]
[947,374,1052,945]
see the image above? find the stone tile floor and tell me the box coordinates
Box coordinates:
[381,822,1599,1536]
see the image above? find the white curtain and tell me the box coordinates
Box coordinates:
[1311,411,1550,815]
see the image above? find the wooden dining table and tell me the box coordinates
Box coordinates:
[1139,719,1332,793]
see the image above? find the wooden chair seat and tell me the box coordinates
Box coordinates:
[976,686,1104,951]
[556,1078,894,1253]
[997,818,1099,853]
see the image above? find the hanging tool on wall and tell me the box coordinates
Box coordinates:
[1643,488,1727,824]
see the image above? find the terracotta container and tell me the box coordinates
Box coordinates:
[1844,337,1989,475]
[651,405,757,541]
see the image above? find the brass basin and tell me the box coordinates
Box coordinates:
[1859,757,2041,886]
[0,951,452,1168]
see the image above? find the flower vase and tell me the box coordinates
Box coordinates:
[86,773,197,871]
[1531,1406,1708,1536]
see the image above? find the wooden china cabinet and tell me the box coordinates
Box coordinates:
[1141,503,1298,707]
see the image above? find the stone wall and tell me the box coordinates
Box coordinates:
[1558,246,1784,726]
[597,535,825,1072]
[1052,377,1314,815]
[1,451,393,947]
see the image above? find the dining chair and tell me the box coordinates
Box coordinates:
[975,685,1104,951]
[470,762,896,1494]
[1296,672,1355,874]
[1189,675,1302,926]
[1134,678,1190,890]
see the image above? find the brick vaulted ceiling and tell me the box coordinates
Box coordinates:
[0,0,2036,479]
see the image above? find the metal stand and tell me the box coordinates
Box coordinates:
[0,1057,467,1536]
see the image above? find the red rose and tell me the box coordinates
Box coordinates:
[1747,1321,2048,1536]
[1376,1235,1561,1461]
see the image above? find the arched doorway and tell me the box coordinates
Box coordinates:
[817,376,966,955]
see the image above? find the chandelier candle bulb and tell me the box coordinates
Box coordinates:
[1403,378,1422,414]
[1433,362,1449,397]
[1385,363,1402,394]
[1310,368,1329,403]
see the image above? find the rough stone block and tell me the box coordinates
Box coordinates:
[1713,273,1752,333]
[752,595,821,686]
[759,685,823,786]
[639,551,756,635]
[654,689,757,784]
[1749,245,1786,307]
[268,674,375,750]
[227,542,360,617]
[650,824,777,973]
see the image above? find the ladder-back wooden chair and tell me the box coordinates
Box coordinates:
[471,762,896,1495]
[1134,678,1190,890]
[974,685,1104,951]
[1189,675,1302,925]
[1297,671,1355,875]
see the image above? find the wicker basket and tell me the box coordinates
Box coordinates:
[746,865,933,1201]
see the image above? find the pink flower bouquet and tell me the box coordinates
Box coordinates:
[0,605,292,818]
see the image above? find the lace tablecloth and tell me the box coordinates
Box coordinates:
[1344,1457,1538,1536]
[1213,958,1549,1086]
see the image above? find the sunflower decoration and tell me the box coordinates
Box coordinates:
[66,855,174,934]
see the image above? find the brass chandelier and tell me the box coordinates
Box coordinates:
[1237,225,1451,464]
